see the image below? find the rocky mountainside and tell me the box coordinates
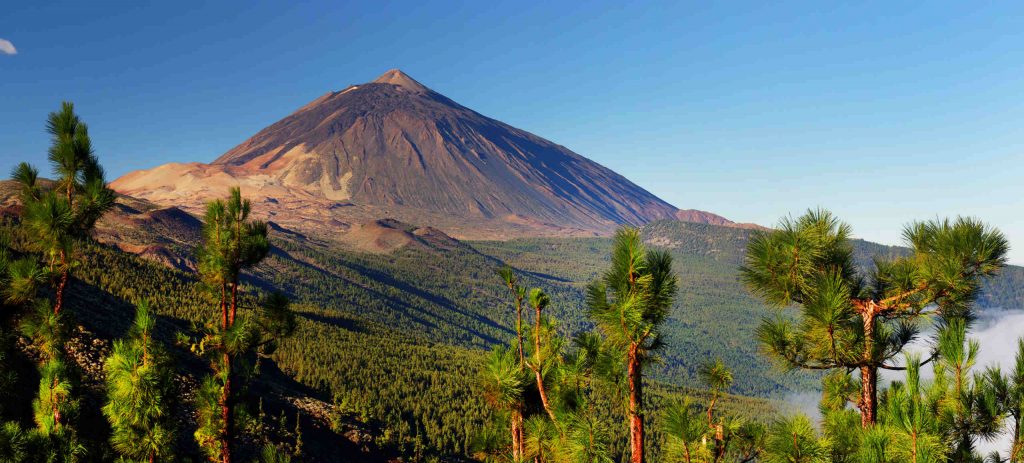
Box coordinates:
[111,70,743,240]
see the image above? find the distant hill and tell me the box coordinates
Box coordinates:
[674,209,766,230]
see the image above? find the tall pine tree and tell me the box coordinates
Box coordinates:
[587,227,677,463]
[192,188,296,462]
[742,209,1006,426]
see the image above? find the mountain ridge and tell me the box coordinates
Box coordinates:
[110,70,750,240]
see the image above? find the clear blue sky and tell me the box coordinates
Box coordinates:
[2,1,1022,263]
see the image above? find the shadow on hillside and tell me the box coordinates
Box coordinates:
[342,259,510,342]
[297,312,367,333]
[250,358,399,462]
[265,246,508,346]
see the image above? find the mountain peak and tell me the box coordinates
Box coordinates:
[372,69,430,93]
[113,68,682,240]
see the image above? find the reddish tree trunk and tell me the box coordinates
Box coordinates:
[53,250,68,315]
[220,283,228,330]
[516,298,524,365]
[859,364,877,427]
[229,283,238,325]
[511,409,524,462]
[222,351,232,463]
[859,309,877,427]
[627,344,644,463]
[220,280,233,463]
[51,375,62,428]
[707,395,718,426]
[534,305,557,424]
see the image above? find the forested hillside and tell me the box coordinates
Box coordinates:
[0,221,781,460]
[3,104,1023,462]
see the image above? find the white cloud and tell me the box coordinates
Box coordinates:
[0,39,17,55]
[876,309,1024,458]
[970,310,1024,458]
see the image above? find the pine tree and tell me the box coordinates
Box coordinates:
[527,287,559,426]
[477,344,528,462]
[192,190,290,462]
[10,102,115,439]
[197,188,264,462]
[816,319,1013,462]
[498,266,527,365]
[762,415,829,463]
[698,359,733,429]
[102,300,176,462]
[662,397,712,463]
[878,354,947,463]
[0,421,31,463]
[698,359,735,461]
[19,101,115,316]
[496,267,529,460]
[742,209,1007,426]
[587,227,677,463]
[985,338,1024,462]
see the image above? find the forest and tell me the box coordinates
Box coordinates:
[1,102,1023,463]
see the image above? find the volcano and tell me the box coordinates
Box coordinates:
[113,70,706,240]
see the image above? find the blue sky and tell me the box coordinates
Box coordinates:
[2,1,1023,264]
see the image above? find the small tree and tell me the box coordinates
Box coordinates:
[15,101,115,316]
[526,288,560,425]
[662,397,712,463]
[699,359,733,428]
[477,345,528,461]
[498,266,527,365]
[587,227,677,463]
[495,267,529,460]
[194,187,270,463]
[103,301,176,463]
[985,338,1024,463]
[742,210,1007,427]
[763,415,829,463]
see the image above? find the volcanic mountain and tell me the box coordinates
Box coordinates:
[113,70,720,240]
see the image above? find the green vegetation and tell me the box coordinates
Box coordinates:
[742,209,1007,426]
[587,228,677,463]
[191,187,273,463]
[102,301,176,462]
[2,101,1024,462]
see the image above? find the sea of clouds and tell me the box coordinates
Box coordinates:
[783,308,1024,457]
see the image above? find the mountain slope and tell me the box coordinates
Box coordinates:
[112,70,693,240]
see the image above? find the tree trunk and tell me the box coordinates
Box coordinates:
[220,283,228,331]
[707,395,718,426]
[535,368,557,423]
[220,279,232,463]
[627,343,644,463]
[858,363,878,427]
[1012,417,1022,463]
[534,305,557,424]
[859,308,877,427]
[230,282,238,325]
[51,375,62,428]
[222,351,232,463]
[53,251,68,315]
[516,297,524,366]
[511,409,524,462]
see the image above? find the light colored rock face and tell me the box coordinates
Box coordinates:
[112,69,685,241]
